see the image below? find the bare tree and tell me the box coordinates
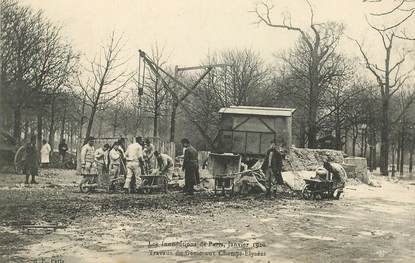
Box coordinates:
[254,0,351,148]
[31,22,78,150]
[183,49,271,150]
[78,32,133,143]
[1,0,44,142]
[354,0,415,175]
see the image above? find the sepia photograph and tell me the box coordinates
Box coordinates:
[0,0,415,262]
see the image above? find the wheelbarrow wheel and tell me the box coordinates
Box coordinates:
[142,188,152,194]
[79,177,91,193]
[301,184,313,200]
[333,189,343,200]
[107,182,115,193]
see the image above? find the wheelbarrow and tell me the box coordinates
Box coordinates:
[301,178,343,200]
[139,171,168,194]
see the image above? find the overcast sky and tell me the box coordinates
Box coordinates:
[22,0,414,71]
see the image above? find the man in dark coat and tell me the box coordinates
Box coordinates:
[261,140,285,196]
[23,136,38,184]
[181,138,199,195]
[58,139,68,163]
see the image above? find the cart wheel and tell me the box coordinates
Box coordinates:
[301,184,313,200]
[333,189,342,200]
[107,182,115,193]
[14,146,25,174]
[79,178,91,193]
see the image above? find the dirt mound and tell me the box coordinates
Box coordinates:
[284,147,345,172]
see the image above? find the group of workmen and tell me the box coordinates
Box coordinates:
[80,136,200,194]
[22,135,345,197]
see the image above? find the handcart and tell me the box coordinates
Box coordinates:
[301,178,344,200]
[79,173,100,193]
[139,171,168,194]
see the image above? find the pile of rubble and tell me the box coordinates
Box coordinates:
[284,147,345,172]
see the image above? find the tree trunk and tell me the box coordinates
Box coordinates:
[77,94,87,174]
[299,118,306,148]
[79,94,86,144]
[84,106,97,145]
[59,103,67,144]
[400,123,405,176]
[307,119,318,149]
[373,130,378,170]
[48,98,56,150]
[409,145,413,173]
[360,127,366,157]
[400,144,404,176]
[352,126,357,156]
[23,120,29,141]
[363,128,368,158]
[368,126,376,172]
[397,139,401,172]
[170,66,179,142]
[170,101,178,142]
[112,123,117,137]
[153,76,159,137]
[13,106,22,143]
[391,144,395,177]
[379,97,390,176]
[344,129,349,154]
[335,118,342,150]
[69,123,74,154]
[37,112,42,154]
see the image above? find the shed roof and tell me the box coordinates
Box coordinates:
[218,106,296,117]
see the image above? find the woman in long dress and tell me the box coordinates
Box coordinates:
[40,139,51,168]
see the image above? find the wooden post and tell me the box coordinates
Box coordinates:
[170,65,179,142]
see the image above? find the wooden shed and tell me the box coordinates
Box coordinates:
[216,106,295,157]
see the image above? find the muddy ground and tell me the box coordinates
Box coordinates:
[0,169,414,263]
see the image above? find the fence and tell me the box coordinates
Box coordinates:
[147,137,176,160]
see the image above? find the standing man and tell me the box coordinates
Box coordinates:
[117,138,127,175]
[109,141,124,178]
[40,139,51,168]
[23,136,38,184]
[181,138,199,195]
[124,137,144,193]
[95,143,110,178]
[154,151,174,179]
[144,138,155,174]
[58,139,68,163]
[80,136,97,176]
[137,136,146,175]
[261,140,285,197]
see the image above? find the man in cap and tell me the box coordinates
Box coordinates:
[143,138,155,174]
[154,151,174,179]
[124,137,144,193]
[261,140,285,197]
[81,136,97,176]
[109,141,125,178]
[95,143,110,183]
[181,138,199,195]
[23,136,39,184]
[58,138,68,163]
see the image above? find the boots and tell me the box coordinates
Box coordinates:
[25,175,38,184]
